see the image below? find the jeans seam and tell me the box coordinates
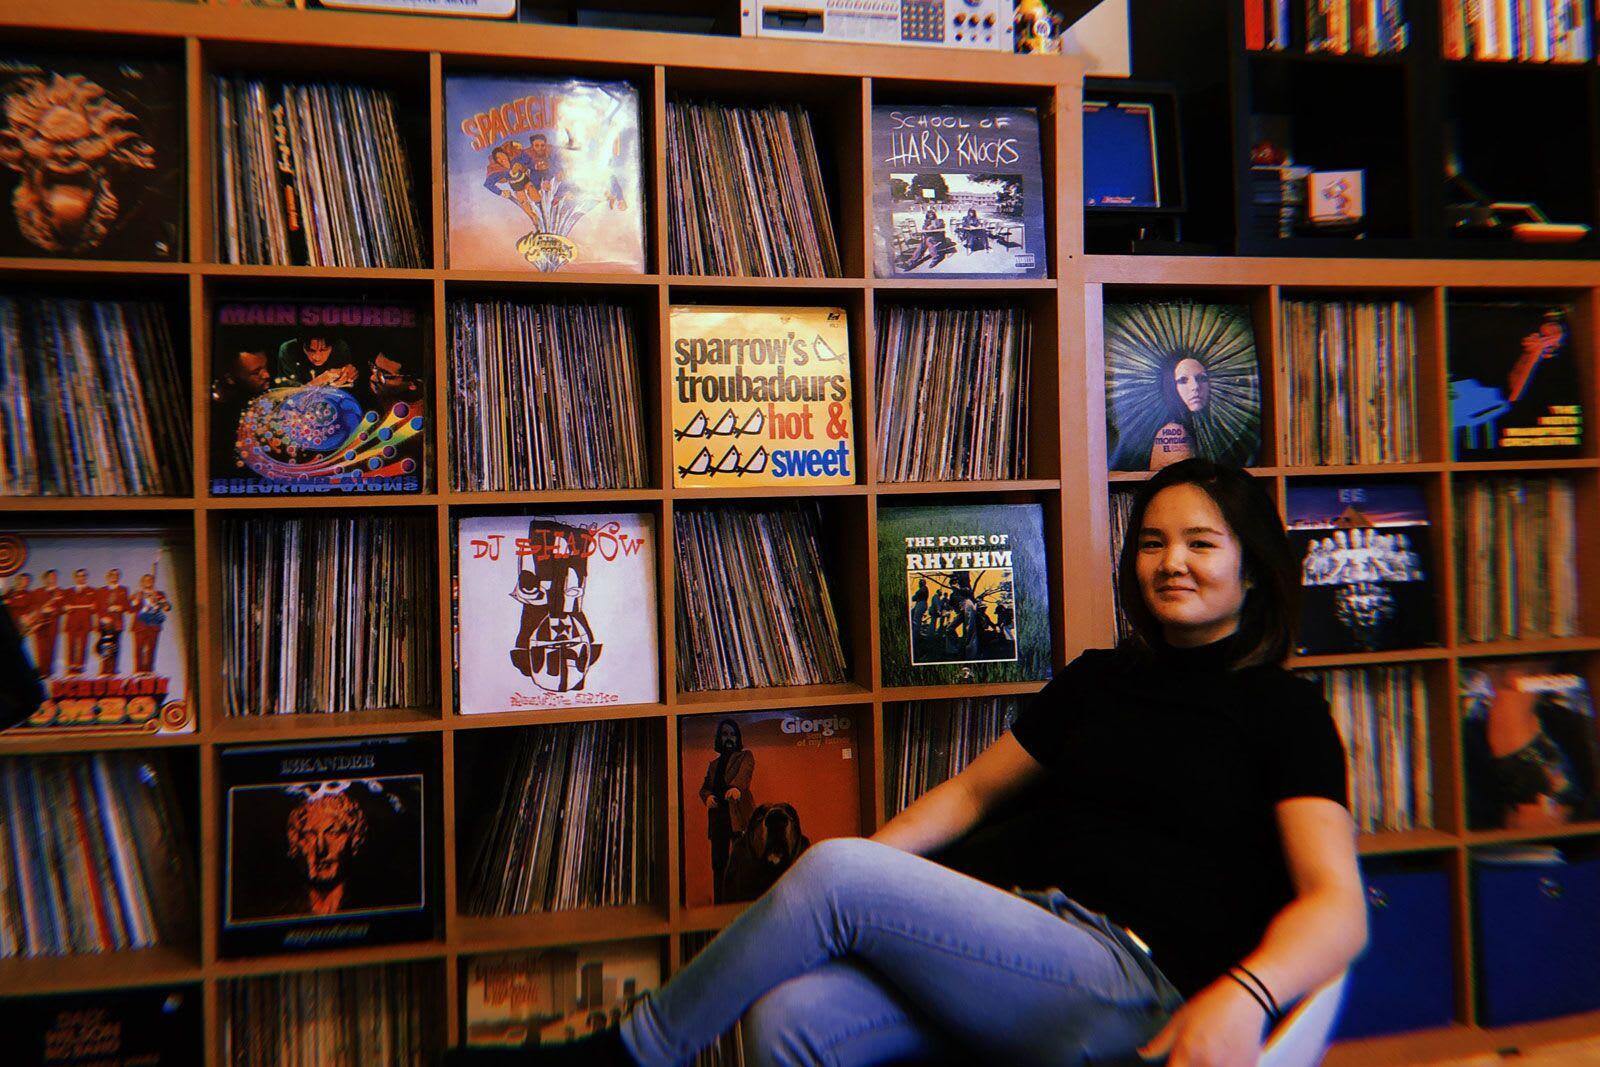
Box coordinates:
[810,1008,922,1067]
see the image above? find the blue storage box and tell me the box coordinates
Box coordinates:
[1474,851,1600,1027]
[1334,861,1456,1040]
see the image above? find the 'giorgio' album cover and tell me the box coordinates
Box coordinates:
[0,53,183,261]
[1286,482,1437,656]
[219,736,434,957]
[0,528,193,736]
[0,985,200,1067]
[455,513,659,715]
[445,74,645,273]
[1448,300,1584,461]
[679,708,860,909]
[876,503,1052,688]
[209,299,428,496]
[464,941,661,1047]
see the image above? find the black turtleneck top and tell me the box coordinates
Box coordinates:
[983,635,1348,999]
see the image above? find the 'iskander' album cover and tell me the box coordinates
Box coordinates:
[219,736,434,958]
[209,299,428,496]
[0,528,193,736]
[445,74,645,273]
[455,513,659,715]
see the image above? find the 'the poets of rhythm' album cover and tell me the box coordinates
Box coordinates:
[455,513,659,715]
[445,74,646,273]
[0,528,193,736]
[210,299,428,496]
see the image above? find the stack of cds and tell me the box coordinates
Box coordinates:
[674,504,849,692]
[213,76,426,267]
[1309,665,1433,834]
[884,698,1021,816]
[447,300,650,491]
[224,962,441,1067]
[875,304,1032,482]
[219,514,437,716]
[1456,475,1580,643]
[0,297,190,496]
[0,752,191,958]
[666,99,840,277]
[464,720,659,915]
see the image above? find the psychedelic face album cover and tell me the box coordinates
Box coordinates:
[679,708,860,908]
[1104,301,1262,472]
[455,513,659,714]
[1448,301,1585,461]
[1286,482,1437,655]
[871,105,1045,279]
[220,736,433,957]
[464,940,661,1047]
[209,299,428,496]
[876,503,1052,688]
[0,985,200,1067]
[0,53,183,261]
[0,528,193,736]
[446,74,646,273]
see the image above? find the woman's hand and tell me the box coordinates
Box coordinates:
[1138,978,1266,1067]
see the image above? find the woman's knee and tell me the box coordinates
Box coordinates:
[785,836,884,888]
[742,979,818,1067]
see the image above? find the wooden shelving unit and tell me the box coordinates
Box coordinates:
[1,2,1598,1064]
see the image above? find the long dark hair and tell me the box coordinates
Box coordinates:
[714,717,744,752]
[1116,458,1298,668]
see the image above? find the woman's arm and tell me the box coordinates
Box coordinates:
[870,732,1047,856]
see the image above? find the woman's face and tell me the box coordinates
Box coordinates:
[1135,483,1248,647]
[1173,357,1210,412]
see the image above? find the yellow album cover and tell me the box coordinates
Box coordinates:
[669,305,855,488]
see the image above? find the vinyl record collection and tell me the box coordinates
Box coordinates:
[884,698,1022,816]
[447,299,650,491]
[1455,475,1580,643]
[0,752,191,959]
[0,297,190,496]
[1309,665,1434,833]
[219,514,437,716]
[212,76,426,268]
[673,504,849,692]
[1109,488,1137,640]
[666,99,841,278]
[683,932,746,1067]
[875,304,1032,482]
[1279,299,1420,465]
[1441,0,1592,61]
[463,720,659,915]
[223,962,441,1067]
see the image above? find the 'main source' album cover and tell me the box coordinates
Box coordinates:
[1448,300,1585,461]
[871,105,1045,279]
[455,513,659,715]
[0,528,193,736]
[464,940,661,1047]
[445,74,646,273]
[1104,301,1262,472]
[220,736,434,957]
[1286,482,1437,656]
[209,299,428,496]
[679,708,860,909]
[0,53,184,260]
[876,503,1052,688]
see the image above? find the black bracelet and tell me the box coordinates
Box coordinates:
[1232,965,1283,1022]
[1224,971,1275,1021]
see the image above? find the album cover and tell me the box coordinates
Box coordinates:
[209,299,428,496]
[0,528,193,736]
[1461,661,1599,832]
[455,513,659,714]
[445,74,645,273]
[219,736,435,957]
[871,105,1046,278]
[1104,301,1262,472]
[1286,482,1438,655]
[1448,301,1585,461]
[0,985,201,1067]
[876,503,1052,688]
[0,53,183,261]
[463,940,661,1047]
[678,708,860,909]
[670,305,855,488]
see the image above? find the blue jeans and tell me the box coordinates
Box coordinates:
[620,837,1185,1067]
